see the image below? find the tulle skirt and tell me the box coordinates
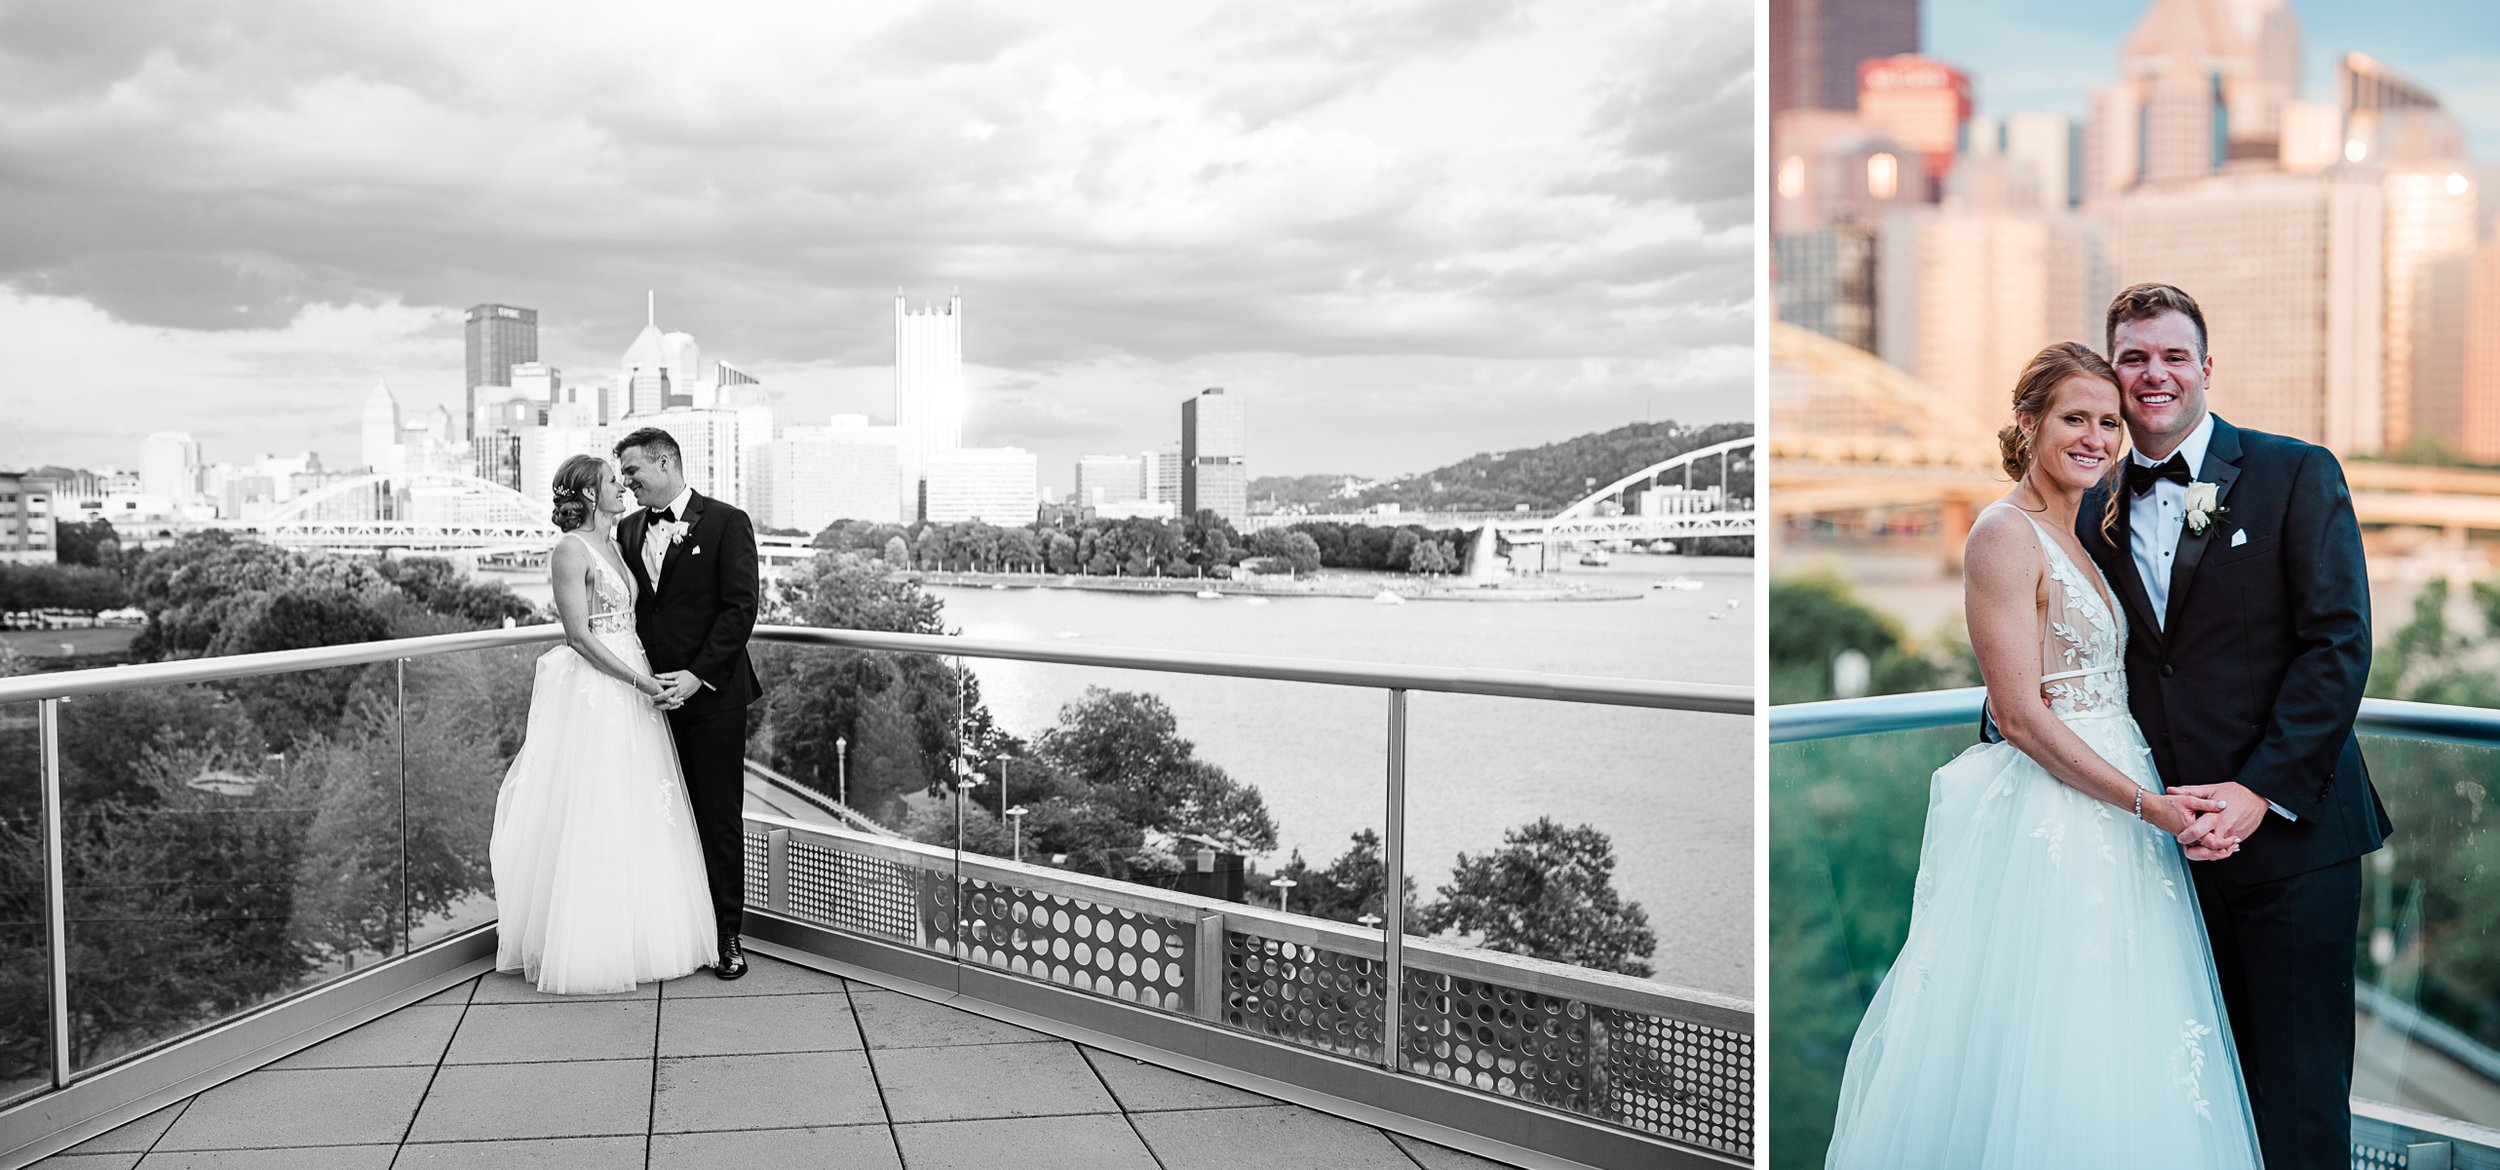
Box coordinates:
[491,630,717,993]
[1824,709,2262,1169]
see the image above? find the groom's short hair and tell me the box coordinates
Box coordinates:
[2106,283,2208,360]
[614,427,681,463]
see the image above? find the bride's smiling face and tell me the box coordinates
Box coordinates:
[2021,374,2125,492]
[596,464,628,515]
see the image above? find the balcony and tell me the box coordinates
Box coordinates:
[1771,690,2500,1170]
[0,626,1751,1169]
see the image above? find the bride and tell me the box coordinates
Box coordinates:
[490,453,717,993]
[1823,343,2263,1167]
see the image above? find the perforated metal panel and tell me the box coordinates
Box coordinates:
[742,830,769,907]
[1397,969,1752,1161]
[782,839,925,944]
[1222,932,1387,1061]
[952,880,1194,1012]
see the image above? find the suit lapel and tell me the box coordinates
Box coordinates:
[2089,478,2164,651]
[2163,418,2241,632]
[620,509,655,598]
[657,492,705,592]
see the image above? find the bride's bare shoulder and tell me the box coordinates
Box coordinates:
[1963,504,2043,582]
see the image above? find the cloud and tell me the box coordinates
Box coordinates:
[0,0,1754,481]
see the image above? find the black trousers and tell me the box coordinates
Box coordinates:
[2196,856,2362,1170]
[666,703,748,937]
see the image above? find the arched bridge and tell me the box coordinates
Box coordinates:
[223,472,559,552]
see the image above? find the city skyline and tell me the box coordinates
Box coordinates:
[0,0,1750,489]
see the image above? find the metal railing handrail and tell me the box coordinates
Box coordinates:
[0,623,1753,714]
[1769,687,2500,747]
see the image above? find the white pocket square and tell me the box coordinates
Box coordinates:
[2229,529,2248,547]
[691,545,702,556]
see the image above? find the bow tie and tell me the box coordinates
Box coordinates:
[648,506,677,524]
[2125,454,2192,496]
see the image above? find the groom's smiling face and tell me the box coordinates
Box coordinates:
[2110,309,2211,457]
[617,446,681,509]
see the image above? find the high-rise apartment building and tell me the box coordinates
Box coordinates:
[465,304,539,441]
[1880,159,2106,421]
[511,362,562,405]
[753,424,905,531]
[2085,0,2302,201]
[142,432,201,501]
[0,471,58,565]
[2113,170,2386,452]
[1769,0,1917,114]
[2380,168,2480,450]
[923,448,1038,525]
[2460,238,2500,462]
[2000,112,2079,209]
[1144,444,1183,508]
[1856,56,1970,199]
[1075,454,1147,508]
[1181,387,1247,526]
[1776,229,1879,352]
[895,291,966,513]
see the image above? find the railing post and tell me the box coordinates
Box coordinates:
[1193,911,1225,1023]
[767,827,792,914]
[396,658,410,956]
[1381,687,1407,1073]
[2407,1142,2453,1170]
[40,697,70,1087]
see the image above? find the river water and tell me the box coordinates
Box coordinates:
[495,553,1753,996]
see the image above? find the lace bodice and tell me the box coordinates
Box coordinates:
[1993,503,2127,718]
[570,534,635,635]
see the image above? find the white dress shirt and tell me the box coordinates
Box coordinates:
[643,486,694,584]
[2127,414,2291,821]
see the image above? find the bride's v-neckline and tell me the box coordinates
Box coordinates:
[1993,502,2121,630]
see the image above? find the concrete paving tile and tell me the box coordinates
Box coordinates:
[871,1041,1116,1123]
[268,1005,465,1070]
[28,1154,140,1169]
[414,977,479,1006]
[652,1050,886,1133]
[394,1136,648,1167]
[442,1001,658,1065]
[62,1101,186,1153]
[1387,1131,1523,1169]
[406,1059,651,1143]
[154,1067,433,1150]
[469,969,656,1004]
[894,1115,1159,1170]
[649,1123,900,1168]
[1078,1047,1276,1112]
[135,1146,397,1169]
[656,992,860,1057]
[849,989,1057,1049]
[660,954,841,998]
[1132,1105,1418,1170]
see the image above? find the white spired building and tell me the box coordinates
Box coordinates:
[361,380,404,479]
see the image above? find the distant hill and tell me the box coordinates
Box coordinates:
[1250,420,1753,514]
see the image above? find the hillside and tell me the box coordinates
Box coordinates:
[1250,420,1754,513]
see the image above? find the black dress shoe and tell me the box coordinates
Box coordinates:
[715,934,748,980]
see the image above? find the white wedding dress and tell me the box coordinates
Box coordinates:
[491,533,717,993]
[1824,504,2262,1168]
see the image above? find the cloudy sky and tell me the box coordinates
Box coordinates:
[0,0,1751,489]
[1930,0,2500,158]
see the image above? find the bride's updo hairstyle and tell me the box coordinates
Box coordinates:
[550,455,606,532]
[1998,341,2122,480]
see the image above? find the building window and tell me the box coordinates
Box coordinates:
[1867,152,1900,200]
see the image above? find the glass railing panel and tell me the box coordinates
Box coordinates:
[0,699,49,1105]
[1766,723,1978,1170]
[2349,735,2500,1126]
[1403,691,1751,1156]
[57,666,403,1072]
[398,644,533,950]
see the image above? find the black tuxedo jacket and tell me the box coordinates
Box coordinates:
[619,491,764,714]
[2078,416,2389,886]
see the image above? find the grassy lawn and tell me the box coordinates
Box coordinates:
[0,626,140,660]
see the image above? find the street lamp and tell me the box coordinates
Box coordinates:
[1006,805,1028,864]
[1357,913,1382,932]
[835,736,849,807]
[1270,875,1298,916]
[953,762,981,855]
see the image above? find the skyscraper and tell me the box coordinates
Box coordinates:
[2113,169,2385,452]
[2084,0,2302,201]
[620,293,677,419]
[1769,0,1918,114]
[2380,168,2480,450]
[895,290,966,512]
[1181,387,1247,526]
[361,381,403,477]
[1856,55,1970,199]
[1075,454,1147,508]
[2461,238,2500,462]
[465,304,539,441]
[142,432,201,501]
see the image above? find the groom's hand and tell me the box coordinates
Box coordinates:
[2172,781,2265,857]
[654,670,702,706]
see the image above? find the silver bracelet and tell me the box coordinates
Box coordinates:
[2133,788,2144,821]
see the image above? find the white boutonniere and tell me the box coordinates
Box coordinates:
[2183,481,2228,535]
[653,519,691,547]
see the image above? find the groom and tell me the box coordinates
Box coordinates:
[616,427,765,980]
[2079,283,2391,1170]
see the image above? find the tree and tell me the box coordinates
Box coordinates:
[127,532,392,659]
[881,534,911,568]
[373,557,536,628]
[912,525,949,573]
[1768,571,1968,703]
[53,518,124,570]
[206,586,395,750]
[1246,530,1321,576]
[1418,817,1656,977]
[1253,829,1420,923]
[1043,529,1079,574]
[1037,688,1277,855]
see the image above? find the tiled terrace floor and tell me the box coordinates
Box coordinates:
[32,954,1516,1170]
